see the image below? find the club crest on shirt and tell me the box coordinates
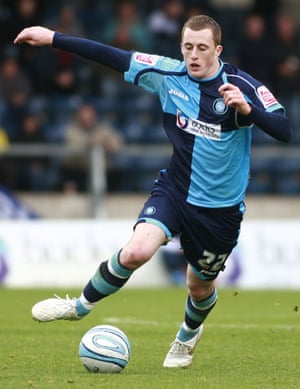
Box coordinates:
[213,98,228,115]
[144,206,156,215]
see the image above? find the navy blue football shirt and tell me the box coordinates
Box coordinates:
[125,53,283,207]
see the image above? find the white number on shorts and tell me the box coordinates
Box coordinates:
[197,250,229,272]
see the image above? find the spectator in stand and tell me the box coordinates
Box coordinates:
[1,0,43,47]
[0,127,9,151]
[0,125,13,189]
[100,0,153,118]
[148,0,185,58]
[237,14,276,88]
[210,0,254,61]
[274,13,300,135]
[62,103,123,192]
[74,1,113,39]
[0,54,32,139]
[32,3,86,97]
[237,14,278,145]
[102,0,152,52]
[185,1,214,19]
[14,2,85,97]
[13,111,60,191]
[0,0,46,93]
[47,3,86,37]
[0,2,12,48]
[48,5,84,92]
[57,2,108,97]
[251,0,281,30]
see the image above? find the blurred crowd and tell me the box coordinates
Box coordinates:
[0,0,299,194]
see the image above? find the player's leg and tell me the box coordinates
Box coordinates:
[69,177,176,321]
[76,222,166,313]
[163,265,217,368]
[163,201,244,367]
[32,222,167,322]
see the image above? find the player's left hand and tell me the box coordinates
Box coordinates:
[218,83,251,116]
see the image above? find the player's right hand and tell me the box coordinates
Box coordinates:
[218,83,251,116]
[14,26,55,47]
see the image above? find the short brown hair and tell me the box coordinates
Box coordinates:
[181,15,222,46]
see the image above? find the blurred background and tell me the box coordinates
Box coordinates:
[0,0,300,288]
[0,0,299,216]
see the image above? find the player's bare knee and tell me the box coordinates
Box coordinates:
[187,282,215,301]
[120,244,152,270]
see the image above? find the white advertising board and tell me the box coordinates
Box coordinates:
[0,219,299,289]
[234,220,300,289]
[0,220,169,288]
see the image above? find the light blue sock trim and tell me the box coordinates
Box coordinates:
[75,300,90,317]
[91,266,120,295]
[109,251,133,278]
[177,323,199,342]
[185,289,218,323]
[191,288,218,310]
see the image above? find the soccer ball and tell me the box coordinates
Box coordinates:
[79,324,131,373]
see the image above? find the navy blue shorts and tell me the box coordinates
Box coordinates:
[136,171,245,280]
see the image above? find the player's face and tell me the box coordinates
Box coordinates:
[181,28,223,79]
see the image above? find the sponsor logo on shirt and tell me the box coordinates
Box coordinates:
[134,52,159,66]
[257,85,277,109]
[176,111,221,140]
[169,88,189,101]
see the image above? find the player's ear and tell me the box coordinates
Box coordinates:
[216,45,223,57]
[180,42,184,56]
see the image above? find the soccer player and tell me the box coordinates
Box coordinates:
[14,15,292,368]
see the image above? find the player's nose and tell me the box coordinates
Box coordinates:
[191,47,199,59]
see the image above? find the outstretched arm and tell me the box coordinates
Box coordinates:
[14,26,132,73]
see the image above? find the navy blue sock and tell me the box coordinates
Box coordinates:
[84,251,133,301]
[185,288,218,329]
[177,289,218,342]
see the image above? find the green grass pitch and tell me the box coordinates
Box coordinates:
[1,287,300,389]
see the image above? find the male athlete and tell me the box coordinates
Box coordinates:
[14,15,292,368]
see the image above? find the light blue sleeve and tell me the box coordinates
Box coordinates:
[124,52,183,95]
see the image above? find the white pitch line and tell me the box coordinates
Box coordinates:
[103,317,300,330]
[208,323,300,330]
[104,317,160,326]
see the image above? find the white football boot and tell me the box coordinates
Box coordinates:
[163,324,204,368]
[32,295,81,322]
